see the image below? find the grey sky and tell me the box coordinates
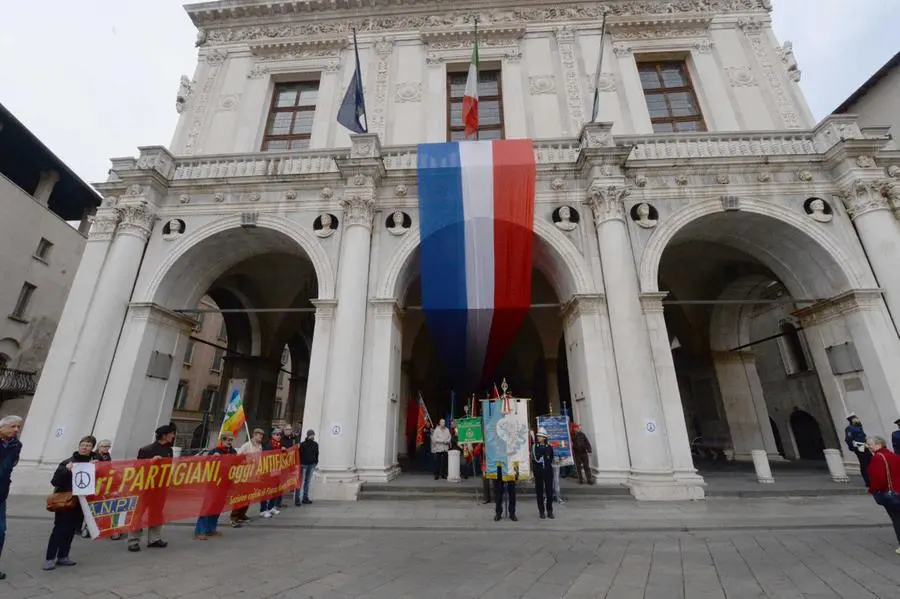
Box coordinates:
[0,0,896,185]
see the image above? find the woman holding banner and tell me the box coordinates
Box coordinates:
[43,435,96,571]
[194,432,236,539]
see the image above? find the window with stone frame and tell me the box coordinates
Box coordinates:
[446,68,504,141]
[174,381,189,410]
[637,59,706,133]
[210,348,224,373]
[261,81,320,151]
[201,387,217,412]
[182,340,195,365]
[10,282,36,321]
[777,321,811,375]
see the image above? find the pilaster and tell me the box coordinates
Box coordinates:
[301,299,336,446]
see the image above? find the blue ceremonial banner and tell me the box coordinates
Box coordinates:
[481,398,531,481]
[537,415,574,467]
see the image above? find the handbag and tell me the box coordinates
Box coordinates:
[46,490,76,512]
[872,453,900,509]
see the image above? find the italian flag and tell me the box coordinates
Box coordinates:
[462,41,479,138]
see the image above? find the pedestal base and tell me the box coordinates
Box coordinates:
[628,470,707,501]
[9,461,60,496]
[309,478,362,501]
[357,464,401,484]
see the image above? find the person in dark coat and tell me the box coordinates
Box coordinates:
[493,462,518,522]
[194,432,236,539]
[43,435,96,571]
[845,413,871,486]
[127,424,175,552]
[297,430,319,505]
[571,424,594,485]
[0,415,23,580]
[532,428,555,519]
[83,439,117,539]
[892,419,900,455]
[865,436,900,554]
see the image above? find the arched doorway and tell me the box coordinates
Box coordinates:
[790,410,826,461]
[92,218,330,458]
[642,199,898,467]
[769,417,785,458]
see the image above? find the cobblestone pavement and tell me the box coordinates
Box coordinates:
[1,497,899,598]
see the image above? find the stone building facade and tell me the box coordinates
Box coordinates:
[12,0,900,500]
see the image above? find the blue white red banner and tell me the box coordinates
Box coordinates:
[537,415,574,467]
[416,140,536,387]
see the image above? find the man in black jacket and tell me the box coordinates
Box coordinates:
[0,415,23,580]
[297,430,319,505]
[533,428,555,519]
[571,424,594,485]
[127,424,175,552]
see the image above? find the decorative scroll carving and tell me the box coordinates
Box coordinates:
[585,183,630,225]
[555,26,585,134]
[775,40,801,82]
[840,180,891,219]
[739,19,800,128]
[369,38,394,139]
[88,209,121,242]
[341,195,376,229]
[185,50,228,155]
[136,149,175,180]
[117,202,157,241]
[175,76,193,114]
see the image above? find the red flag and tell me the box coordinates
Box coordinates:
[491,383,500,399]
[462,40,479,138]
[415,393,432,448]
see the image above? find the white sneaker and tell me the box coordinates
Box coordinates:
[261,510,272,519]
[271,508,281,515]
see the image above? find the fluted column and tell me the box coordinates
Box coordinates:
[841,179,900,332]
[585,182,695,498]
[301,300,336,440]
[23,195,156,465]
[318,134,383,483]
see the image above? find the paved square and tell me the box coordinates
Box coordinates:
[1,496,899,598]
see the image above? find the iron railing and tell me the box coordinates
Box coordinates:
[0,367,37,395]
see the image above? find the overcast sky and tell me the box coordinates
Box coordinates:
[0,0,895,185]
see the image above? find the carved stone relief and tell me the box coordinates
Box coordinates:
[803,197,833,223]
[394,82,422,103]
[725,66,757,87]
[162,218,187,241]
[631,202,658,228]
[314,213,338,237]
[552,206,580,231]
[739,19,801,128]
[586,183,630,225]
[175,76,193,114]
[386,211,412,236]
[555,26,585,134]
[185,49,228,155]
[528,75,556,95]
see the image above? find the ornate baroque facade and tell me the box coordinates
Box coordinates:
[12,0,900,500]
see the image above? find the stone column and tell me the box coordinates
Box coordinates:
[16,204,121,468]
[545,358,561,415]
[560,295,630,483]
[19,197,156,467]
[318,134,382,485]
[398,360,412,457]
[640,293,705,485]
[841,179,900,332]
[301,299,336,441]
[585,183,675,479]
[711,351,780,461]
[356,299,403,481]
[33,169,59,206]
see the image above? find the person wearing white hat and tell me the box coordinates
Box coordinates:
[532,427,555,519]
[845,413,872,486]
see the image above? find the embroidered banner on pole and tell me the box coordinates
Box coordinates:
[416,139,536,387]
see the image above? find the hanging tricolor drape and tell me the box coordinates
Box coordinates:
[416,139,536,388]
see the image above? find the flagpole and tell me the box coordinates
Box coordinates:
[590,9,608,123]
[474,15,480,141]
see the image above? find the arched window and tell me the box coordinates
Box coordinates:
[778,321,810,375]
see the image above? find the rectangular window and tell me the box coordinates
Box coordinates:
[201,387,217,412]
[192,312,205,332]
[9,283,36,320]
[261,81,319,151]
[447,69,504,141]
[182,340,195,365]
[217,320,227,341]
[637,60,705,133]
[34,238,53,261]
[174,381,189,410]
[211,348,224,372]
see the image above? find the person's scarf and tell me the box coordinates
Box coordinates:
[270,437,282,451]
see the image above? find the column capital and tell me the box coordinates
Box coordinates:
[127,302,196,331]
[585,182,631,225]
[311,298,338,320]
[793,288,885,327]
[369,298,404,319]
[639,292,669,314]
[838,178,892,219]
[561,293,606,328]
[117,200,158,241]
[341,194,376,229]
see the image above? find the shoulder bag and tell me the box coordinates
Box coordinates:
[46,490,76,512]
[872,453,900,510]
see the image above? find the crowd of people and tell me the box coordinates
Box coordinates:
[0,415,320,578]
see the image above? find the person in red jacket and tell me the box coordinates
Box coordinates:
[866,436,900,554]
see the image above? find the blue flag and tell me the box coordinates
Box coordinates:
[337,30,367,134]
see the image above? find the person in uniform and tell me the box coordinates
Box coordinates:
[532,428,555,519]
[845,413,872,486]
[493,462,518,522]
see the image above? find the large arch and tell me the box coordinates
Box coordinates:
[379,218,595,304]
[639,197,870,298]
[140,213,336,307]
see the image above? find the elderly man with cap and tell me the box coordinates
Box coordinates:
[532,427,555,519]
[127,423,175,552]
[845,413,872,486]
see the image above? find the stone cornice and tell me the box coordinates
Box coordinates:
[128,302,197,330]
[793,289,885,327]
[193,0,771,44]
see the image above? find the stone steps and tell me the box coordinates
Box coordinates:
[359,481,634,501]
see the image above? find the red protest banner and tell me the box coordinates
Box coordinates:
[82,447,299,538]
